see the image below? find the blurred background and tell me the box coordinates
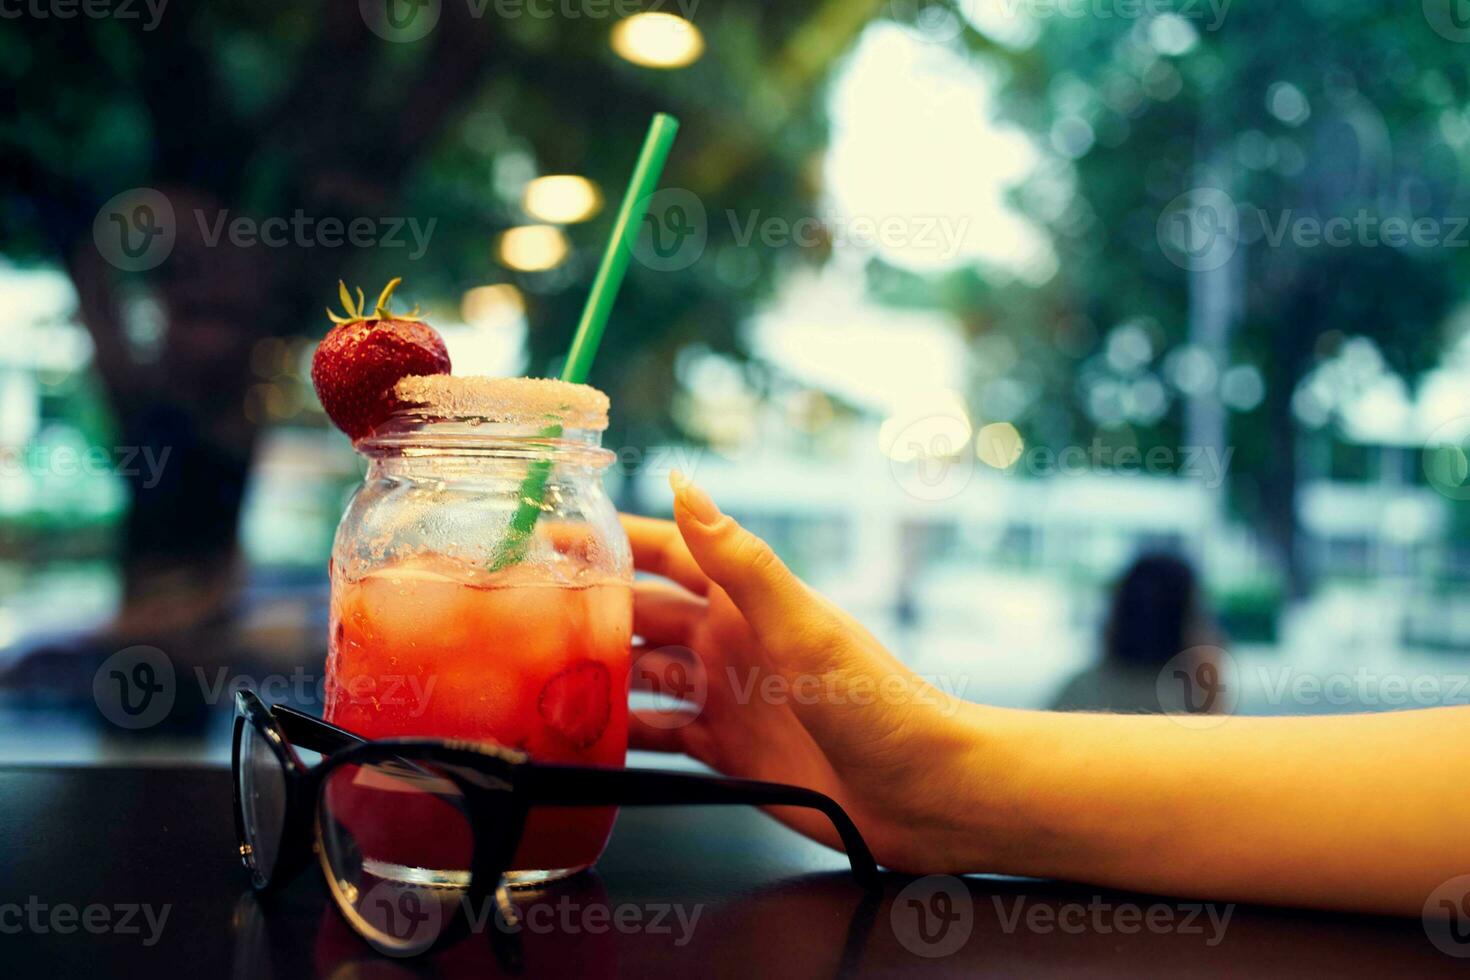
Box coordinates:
[3,0,1470,762]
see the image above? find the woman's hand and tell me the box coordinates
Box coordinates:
[622,473,987,872]
[622,475,1470,915]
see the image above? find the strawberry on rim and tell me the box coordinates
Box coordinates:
[311,278,451,441]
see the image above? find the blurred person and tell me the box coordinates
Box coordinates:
[622,473,1469,916]
[1051,552,1222,713]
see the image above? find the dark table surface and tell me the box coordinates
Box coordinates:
[0,765,1458,978]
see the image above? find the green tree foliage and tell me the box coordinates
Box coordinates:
[885,2,1470,588]
[0,0,874,603]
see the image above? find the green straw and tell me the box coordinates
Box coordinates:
[492,113,681,569]
[563,112,682,384]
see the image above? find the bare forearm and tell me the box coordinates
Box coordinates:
[623,498,1467,915]
[938,704,1470,915]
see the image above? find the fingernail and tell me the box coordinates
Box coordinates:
[670,469,721,525]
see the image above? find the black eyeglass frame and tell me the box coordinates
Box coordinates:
[231,691,880,954]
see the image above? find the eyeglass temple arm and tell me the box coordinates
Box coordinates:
[271,705,366,756]
[520,766,880,887]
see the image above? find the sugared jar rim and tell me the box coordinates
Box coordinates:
[393,376,610,431]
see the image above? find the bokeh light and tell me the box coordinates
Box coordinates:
[611,13,705,69]
[975,422,1024,470]
[497,225,570,272]
[460,284,526,331]
[522,175,603,224]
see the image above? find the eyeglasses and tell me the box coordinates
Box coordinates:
[231,690,879,957]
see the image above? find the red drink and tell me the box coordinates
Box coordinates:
[324,553,631,876]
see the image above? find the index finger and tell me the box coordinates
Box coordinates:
[620,514,709,595]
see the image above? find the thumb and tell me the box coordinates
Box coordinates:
[668,471,833,647]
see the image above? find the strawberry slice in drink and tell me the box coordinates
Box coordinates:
[538,660,612,749]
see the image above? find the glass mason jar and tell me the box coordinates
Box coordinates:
[323,377,632,884]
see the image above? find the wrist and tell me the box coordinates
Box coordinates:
[864,699,1027,874]
[907,700,1086,878]
[934,706,1164,885]
[927,700,1027,873]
